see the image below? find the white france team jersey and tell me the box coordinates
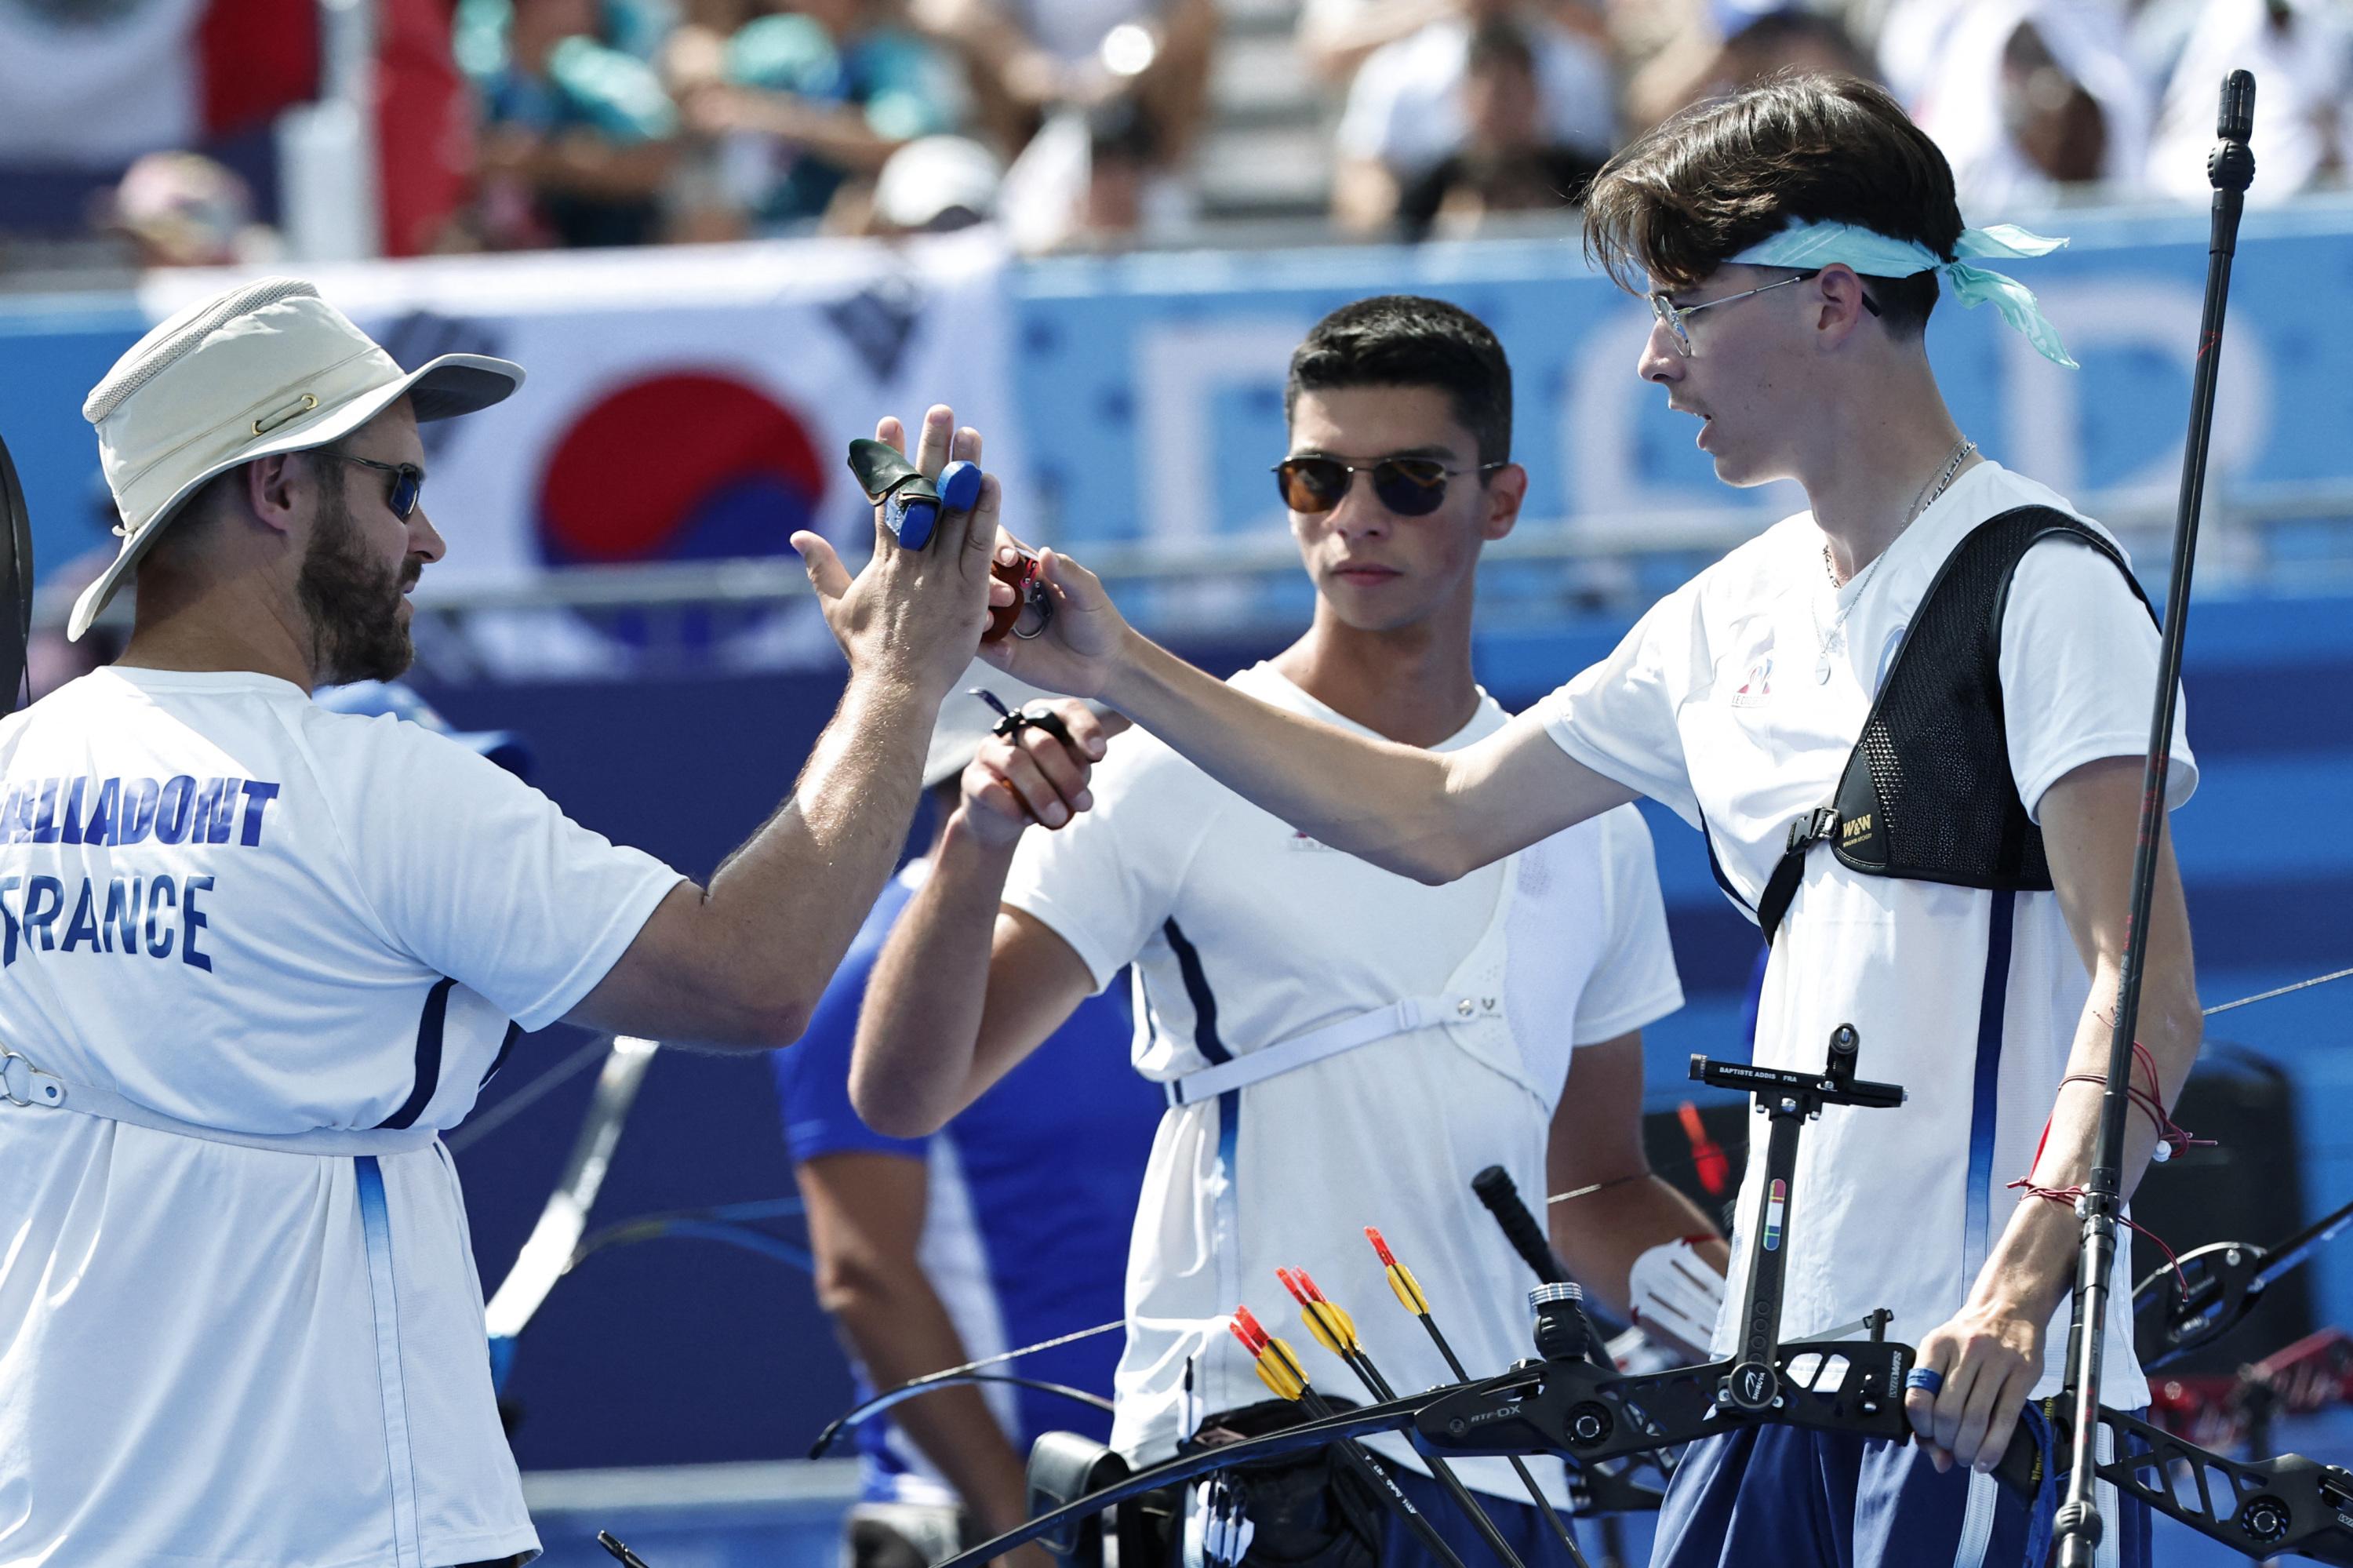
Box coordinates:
[1002,665,1682,1505]
[1539,462,2195,1402]
[0,667,679,1568]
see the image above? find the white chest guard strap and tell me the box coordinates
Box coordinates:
[1162,992,1506,1108]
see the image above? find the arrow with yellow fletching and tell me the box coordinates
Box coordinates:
[1356,1233,1593,1568]
[1226,1303,1473,1568]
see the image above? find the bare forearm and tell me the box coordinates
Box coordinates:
[1552,1178,1726,1317]
[1101,631,1464,880]
[831,1279,1032,1533]
[1972,963,2203,1324]
[854,812,1018,1135]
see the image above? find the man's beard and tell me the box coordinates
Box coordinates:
[298,485,417,685]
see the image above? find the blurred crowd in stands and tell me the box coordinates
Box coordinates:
[0,0,2346,269]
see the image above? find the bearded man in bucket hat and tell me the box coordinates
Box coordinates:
[0,278,1013,1568]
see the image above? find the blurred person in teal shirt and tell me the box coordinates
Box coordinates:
[456,0,684,247]
[667,0,963,234]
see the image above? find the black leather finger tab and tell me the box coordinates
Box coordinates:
[847,438,939,506]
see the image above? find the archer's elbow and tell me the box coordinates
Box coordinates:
[687,978,816,1052]
[849,1064,951,1141]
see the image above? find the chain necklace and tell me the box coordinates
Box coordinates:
[1811,436,1975,684]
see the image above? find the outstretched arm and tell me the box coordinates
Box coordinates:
[854,702,1118,1137]
[984,547,1637,884]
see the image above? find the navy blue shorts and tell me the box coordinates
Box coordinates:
[1651,1424,2153,1568]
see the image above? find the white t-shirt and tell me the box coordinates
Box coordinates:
[0,668,680,1568]
[1002,664,1682,1504]
[1335,17,1617,178]
[1538,463,2195,1401]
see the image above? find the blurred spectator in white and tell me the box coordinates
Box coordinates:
[1622,2,1872,130]
[1901,0,2149,209]
[1392,18,1602,238]
[862,133,1003,231]
[454,0,683,248]
[1331,0,1613,233]
[2144,0,2347,203]
[995,89,1175,251]
[910,0,1214,171]
[666,0,966,237]
[94,152,278,270]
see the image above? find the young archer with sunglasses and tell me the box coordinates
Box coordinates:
[856,296,1729,1568]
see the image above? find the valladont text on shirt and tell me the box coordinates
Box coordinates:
[0,775,284,973]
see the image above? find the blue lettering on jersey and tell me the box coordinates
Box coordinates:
[237,782,279,846]
[0,871,212,971]
[155,777,195,845]
[145,876,176,959]
[60,882,100,951]
[80,779,117,846]
[0,776,282,849]
[30,779,60,843]
[181,876,213,971]
[22,876,60,949]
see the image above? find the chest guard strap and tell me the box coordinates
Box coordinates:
[1755,506,2155,944]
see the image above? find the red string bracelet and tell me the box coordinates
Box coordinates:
[2012,1040,2210,1294]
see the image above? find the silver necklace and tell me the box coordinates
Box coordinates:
[1811,436,1974,684]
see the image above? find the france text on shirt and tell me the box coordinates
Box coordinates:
[0,775,285,973]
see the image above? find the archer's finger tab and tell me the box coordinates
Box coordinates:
[848,438,945,549]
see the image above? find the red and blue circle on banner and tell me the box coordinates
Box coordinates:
[535,371,827,569]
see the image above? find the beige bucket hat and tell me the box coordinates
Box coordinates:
[71,276,525,641]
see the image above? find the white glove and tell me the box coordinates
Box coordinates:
[1627,1235,1726,1362]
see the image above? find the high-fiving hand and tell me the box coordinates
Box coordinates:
[792,405,1011,700]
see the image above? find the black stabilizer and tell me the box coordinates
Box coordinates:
[1471,1166,1567,1284]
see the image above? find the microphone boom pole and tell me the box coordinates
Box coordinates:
[2051,68,2257,1568]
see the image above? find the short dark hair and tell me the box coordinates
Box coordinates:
[1285,296,1512,465]
[1581,73,1962,337]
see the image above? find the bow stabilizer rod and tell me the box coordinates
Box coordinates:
[2053,69,2257,1567]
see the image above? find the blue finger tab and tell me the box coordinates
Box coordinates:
[938,460,983,515]
[888,497,940,550]
[1904,1367,1944,1396]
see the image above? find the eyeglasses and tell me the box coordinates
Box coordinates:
[339,454,425,521]
[1647,269,1880,356]
[1272,455,1505,518]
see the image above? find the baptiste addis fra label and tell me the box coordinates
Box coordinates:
[1763,1180,1787,1251]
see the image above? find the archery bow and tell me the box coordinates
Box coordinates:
[900,1027,2353,1568]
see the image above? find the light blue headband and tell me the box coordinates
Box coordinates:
[1726,220,2077,369]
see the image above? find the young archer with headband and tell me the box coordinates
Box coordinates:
[969,75,2201,1565]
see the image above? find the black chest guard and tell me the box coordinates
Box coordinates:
[1755,505,2156,943]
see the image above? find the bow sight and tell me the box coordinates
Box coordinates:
[919,1027,2353,1568]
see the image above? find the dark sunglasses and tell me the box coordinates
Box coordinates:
[339,453,425,521]
[1272,455,1506,518]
